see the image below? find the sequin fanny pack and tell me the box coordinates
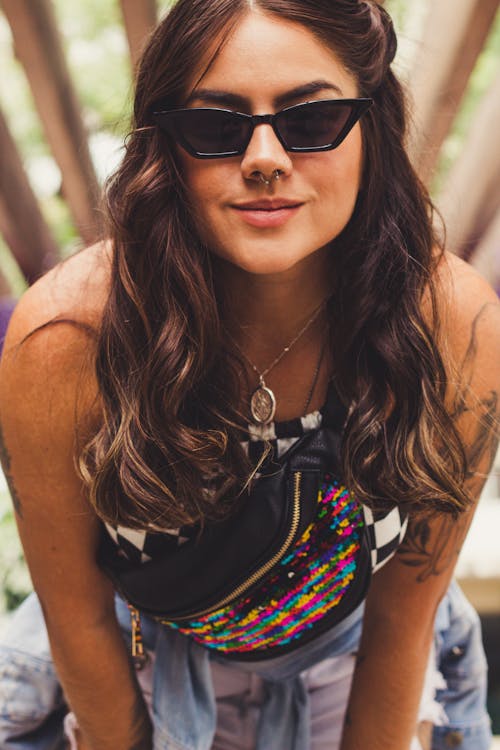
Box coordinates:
[98,405,372,663]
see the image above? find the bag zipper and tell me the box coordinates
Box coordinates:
[129,472,302,653]
[170,470,303,621]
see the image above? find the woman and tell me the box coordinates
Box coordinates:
[0,0,498,748]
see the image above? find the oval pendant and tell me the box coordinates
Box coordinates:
[250,385,276,424]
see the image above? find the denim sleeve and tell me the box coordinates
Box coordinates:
[0,592,66,750]
[0,584,494,750]
[432,580,493,750]
[0,592,147,750]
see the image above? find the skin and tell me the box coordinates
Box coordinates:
[0,247,153,750]
[340,262,500,750]
[0,9,499,750]
[181,12,363,278]
[178,11,364,412]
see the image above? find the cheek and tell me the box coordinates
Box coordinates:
[326,130,364,191]
[183,167,214,210]
[313,141,363,222]
[181,159,231,238]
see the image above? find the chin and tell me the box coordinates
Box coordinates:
[224,251,304,276]
[211,234,321,275]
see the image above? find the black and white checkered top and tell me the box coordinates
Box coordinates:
[104,396,408,576]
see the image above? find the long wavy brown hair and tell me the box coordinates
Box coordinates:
[79,0,471,530]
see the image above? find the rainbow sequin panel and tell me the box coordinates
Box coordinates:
[162,475,364,654]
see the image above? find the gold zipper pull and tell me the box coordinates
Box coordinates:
[128,603,149,670]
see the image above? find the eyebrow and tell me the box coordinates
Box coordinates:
[185,80,344,109]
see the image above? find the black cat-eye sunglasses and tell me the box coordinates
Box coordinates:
[152,98,373,159]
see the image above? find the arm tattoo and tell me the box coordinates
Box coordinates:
[397,514,467,582]
[0,421,23,519]
[397,305,500,582]
[449,305,499,486]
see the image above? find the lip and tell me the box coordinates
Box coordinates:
[232,199,303,210]
[231,199,304,228]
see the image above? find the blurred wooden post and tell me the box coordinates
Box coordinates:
[0,107,59,283]
[0,264,13,298]
[471,210,500,292]
[1,0,102,244]
[119,0,157,72]
[437,75,500,260]
[408,0,498,185]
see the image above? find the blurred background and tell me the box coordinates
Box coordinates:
[0,0,499,740]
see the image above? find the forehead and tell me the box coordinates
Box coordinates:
[185,10,358,105]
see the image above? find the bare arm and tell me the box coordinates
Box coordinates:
[339,270,500,750]
[0,268,152,750]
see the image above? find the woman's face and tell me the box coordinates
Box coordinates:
[179,11,364,277]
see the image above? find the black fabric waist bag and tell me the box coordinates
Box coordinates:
[98,381,372,660]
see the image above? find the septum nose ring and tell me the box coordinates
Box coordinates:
[258,169,283,186]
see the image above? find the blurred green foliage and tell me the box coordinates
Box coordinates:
[52,0,133,133]
[0,0,134,296]
[0,489,31,620]
[433,10,500,194]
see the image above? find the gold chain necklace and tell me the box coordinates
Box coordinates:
[231,300,327,424]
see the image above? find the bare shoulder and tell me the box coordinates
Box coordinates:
[4,239,112,348]
[434,249,499,316]
[431,250,499,493]
[0,242,116,619]
[432,250,500,377]
[0,239,112,434]
[365,253,499,614]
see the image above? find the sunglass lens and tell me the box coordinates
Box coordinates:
[278,102,355,149]
[179,110,249,155]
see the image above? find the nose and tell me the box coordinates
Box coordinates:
[240,122,293,184]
